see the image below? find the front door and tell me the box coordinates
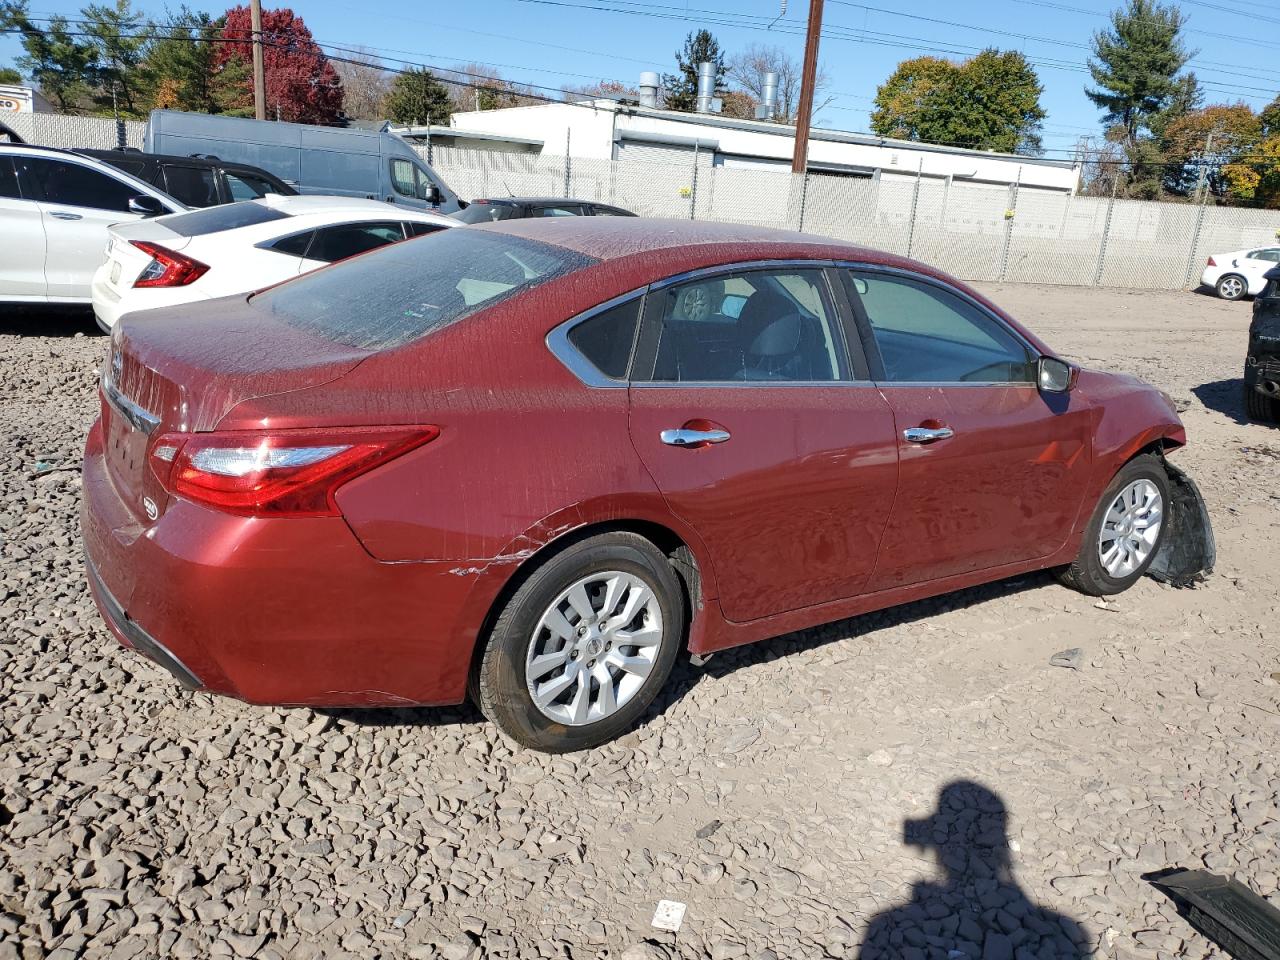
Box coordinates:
[842,268,1093,591]
[627,265,899,623]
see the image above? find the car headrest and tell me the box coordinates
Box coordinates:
[749,313,803,357]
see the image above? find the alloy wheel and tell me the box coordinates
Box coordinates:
[525,571,664,726]
[1097,478,1163,578]
[1220,277,1244,299]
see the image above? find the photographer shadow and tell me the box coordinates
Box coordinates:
[859,781,1090,960]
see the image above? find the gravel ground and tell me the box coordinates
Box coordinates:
[1,286,1277,960]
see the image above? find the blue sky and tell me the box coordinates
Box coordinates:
[4,0,1279,159]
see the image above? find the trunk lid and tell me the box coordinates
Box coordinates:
[102,295,371,523]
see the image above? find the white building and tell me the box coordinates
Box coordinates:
[400,98,1080,195]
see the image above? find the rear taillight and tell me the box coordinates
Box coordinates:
[149,426,438,517]
[130,241,209,288]
[1207,256,1217,267]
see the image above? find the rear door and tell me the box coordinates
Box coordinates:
[627,264,899,622]
[1244,249,1280,292]
[0,156,47,299]
[842,267,1093,591]
[15,156,152,300]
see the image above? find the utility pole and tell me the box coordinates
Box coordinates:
[250,0,266,121]
[1193,127,1217,204]
[790,0,824,173]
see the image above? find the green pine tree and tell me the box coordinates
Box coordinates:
[383,68,451,125]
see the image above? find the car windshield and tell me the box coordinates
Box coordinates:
[252,229,597,350]
[453,201,519,224]
[160,202,290,236]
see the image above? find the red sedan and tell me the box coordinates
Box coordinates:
[81,219,1213,752]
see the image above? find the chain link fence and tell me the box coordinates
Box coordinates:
[11,114,1280,291]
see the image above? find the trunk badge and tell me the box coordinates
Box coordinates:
[142,497,158,521]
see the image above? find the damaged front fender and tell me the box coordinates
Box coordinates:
[1147,457,1216,588]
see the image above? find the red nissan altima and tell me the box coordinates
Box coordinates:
[82,218,1213,752]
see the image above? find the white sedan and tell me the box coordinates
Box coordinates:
[91,195,457,329]
[1200,245,1280,300]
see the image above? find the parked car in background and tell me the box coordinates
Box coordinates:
[1201,246,1280,300]
[82,218,1212,752]
[1246,266,1280,423]
[77,148,296,208]
[144,109,462,213]
[90,195,456,330]
[452,197,636,223]
[0,143,184,304]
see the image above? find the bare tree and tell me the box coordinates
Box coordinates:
[445,62,541,114]
[560,79,638,103]
[332,46,392,121]
[727,43,830,122]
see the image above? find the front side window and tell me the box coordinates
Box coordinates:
[18,157,142,212]
[848,271,1035,383]
[225,171,278,202]
[390,159,416,198]
[253,229,597,350]
[404,221,445,237]
[162,164,219,207]
[306,221,406,263]
[644,268,847,383]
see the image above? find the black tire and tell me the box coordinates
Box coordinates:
[474,531,685,753]
[1244,382,1280,423]
[1216,274,1248,301]
[1058,454,1171,596]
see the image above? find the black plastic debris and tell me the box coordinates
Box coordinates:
[1148,459,1216,588]
[1148,868,1280,960]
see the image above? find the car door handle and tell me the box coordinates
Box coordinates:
[660,427,731,447]
[49,211,83,221]
[903,426,955,443]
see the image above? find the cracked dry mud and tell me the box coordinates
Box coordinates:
[1,284,1277,960]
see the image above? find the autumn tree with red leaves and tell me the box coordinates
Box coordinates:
[212,6,343,123]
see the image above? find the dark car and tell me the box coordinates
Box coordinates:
[452,196,635,224]
[83,218,1213,753]
[75,148,296,209]
[1246,266,1280,423]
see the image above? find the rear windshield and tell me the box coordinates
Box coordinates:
[160,202,290,236]
[252,228,597,349]
[453,201,519,224]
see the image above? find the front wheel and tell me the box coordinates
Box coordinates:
[1244,381,1280,423]
[474,532,685,752]
[1058,454,1170,596]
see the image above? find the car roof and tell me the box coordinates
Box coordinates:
[472,197,609,206]
[74,148,279,174]
[245,195,449,220]
[475,216,888,265]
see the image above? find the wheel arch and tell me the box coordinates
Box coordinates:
[466,512,718,690]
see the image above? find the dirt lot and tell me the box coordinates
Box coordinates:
[0,286,1276,960]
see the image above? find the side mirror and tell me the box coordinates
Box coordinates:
[1038,356,1075,394]
[128,195,165,218]
[421,183,442,205]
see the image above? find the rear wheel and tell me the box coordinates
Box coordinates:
[1058,454,1169,596]
[1216,274,1247,301]
[1244,381,1280,423]
[474,532,685,752]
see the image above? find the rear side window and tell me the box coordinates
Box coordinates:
[453,202,518,224]
[567,298,642,379]
[163,164,220,207]
[225,170,281,201]
[0,158,19,199]
[161,203,289,236]
[253,229,597,350]
[306,221,404,263]
[269,231,314,257]
[534,205,584,217]
[18,157,141,211]
[405,221,445,237]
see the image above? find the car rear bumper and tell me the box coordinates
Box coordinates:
[80,417,506,707]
